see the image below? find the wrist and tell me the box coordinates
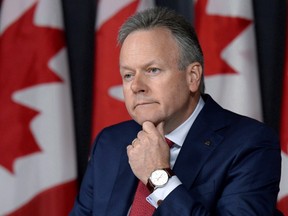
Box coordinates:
[146,168,174,193]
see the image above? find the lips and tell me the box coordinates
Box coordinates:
[134,101,158,109]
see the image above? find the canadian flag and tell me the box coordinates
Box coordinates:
[92,0,154,139]
[195,0,262,121]
[0,0,77,215]
[195,0,287,213]
[278,1,288,213]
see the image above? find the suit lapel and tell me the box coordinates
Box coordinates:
[173,95,228,190]
[173,121,223,189]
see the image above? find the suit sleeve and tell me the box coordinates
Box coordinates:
[154,125,282,216]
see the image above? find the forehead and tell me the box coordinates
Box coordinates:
[119,27,180,67]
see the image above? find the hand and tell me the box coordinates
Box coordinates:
[127,121,171,184]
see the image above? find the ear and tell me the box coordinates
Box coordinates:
[186,62,203,92]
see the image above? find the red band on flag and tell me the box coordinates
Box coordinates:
[7,181,77,216]
[277,1,288,214]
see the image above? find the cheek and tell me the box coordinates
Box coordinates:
[162,82,190,106]
[122,83,131,98]
[124,94,132,108]
[123,87,132,107]
[166,77,188,96]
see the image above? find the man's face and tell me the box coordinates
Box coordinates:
[119,27,201,133]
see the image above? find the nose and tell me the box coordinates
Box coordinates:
[130,73,147,93]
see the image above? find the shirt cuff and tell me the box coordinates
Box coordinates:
[146,175,182,208]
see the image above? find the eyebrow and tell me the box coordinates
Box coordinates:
[120,60,160,72]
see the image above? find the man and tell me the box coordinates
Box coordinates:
[70,8,282,215]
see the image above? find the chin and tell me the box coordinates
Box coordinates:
[128,108,163,124]
[133,116,163,126]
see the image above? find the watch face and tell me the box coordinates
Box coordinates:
[150,169,169,187]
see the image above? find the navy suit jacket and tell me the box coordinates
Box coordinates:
[70,94,282,215]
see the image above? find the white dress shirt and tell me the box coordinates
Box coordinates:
[146,97,205,208]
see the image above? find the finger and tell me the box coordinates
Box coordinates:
[142,121,158,134]
[127,144,133,152]
[136,131,145,141]
[132,138,137,146]
[142,121,166,146]
[142,121,165,136]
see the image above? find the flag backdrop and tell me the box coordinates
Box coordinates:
[92,0,154,138]
[65,0,285,213]
[0,0,286,215]
[0,0,77,215]
[194,0,286,213]
[195,0,262,121]
[278,1,288,213]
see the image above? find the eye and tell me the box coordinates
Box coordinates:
[122,73,134,81]
[146,67,160,75]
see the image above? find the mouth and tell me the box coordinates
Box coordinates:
[134,102,158,109]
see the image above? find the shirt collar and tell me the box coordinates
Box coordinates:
[165,97,205,147]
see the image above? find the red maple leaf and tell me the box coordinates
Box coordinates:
[0,4,64,173]
[195,0,251,76]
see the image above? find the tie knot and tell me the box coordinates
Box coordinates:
[165,138,174,148]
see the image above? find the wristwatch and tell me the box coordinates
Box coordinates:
[146,168,174,193]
